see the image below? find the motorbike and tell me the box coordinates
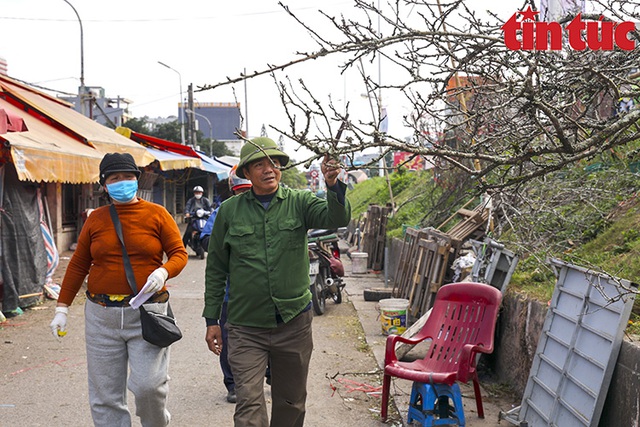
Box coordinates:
[185,208,209,259]
[308,228,346,315]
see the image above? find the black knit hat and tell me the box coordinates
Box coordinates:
[99,152,141,185]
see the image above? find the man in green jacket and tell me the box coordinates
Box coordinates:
[203,137,350,427]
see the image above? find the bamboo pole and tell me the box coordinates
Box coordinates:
[436,0,482,173]
[19,292,43,299]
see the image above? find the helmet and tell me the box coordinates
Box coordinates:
[196,208,207,218]
[193,185,204,193]
[236,137,289,179]
[229,165,252,192]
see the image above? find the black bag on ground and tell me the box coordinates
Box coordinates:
[139,303,182,347]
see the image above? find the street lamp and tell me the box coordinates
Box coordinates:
[62,0,85,116]
[158,61,186,145]
[186,108,213,156]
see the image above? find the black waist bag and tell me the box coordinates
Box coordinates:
[139,303,182,347]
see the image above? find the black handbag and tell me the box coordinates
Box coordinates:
[139,303,182,347]
[109,204,182,347]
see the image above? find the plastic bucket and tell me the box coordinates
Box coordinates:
[379,298,409,335]
[351,252,368,274]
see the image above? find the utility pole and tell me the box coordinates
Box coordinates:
[62,0,85,116]
[158,61,185,144]
[186,108,213,155]
[244,67,249,138]
[188,84,196,147]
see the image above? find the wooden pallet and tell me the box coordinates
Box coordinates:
[407,238,439,318]
[361,205,392,271]
[371,207,390,270]
[391,228,449,319]
[391,227,423,299]
[422,228,455,290]
[390,200,494,320]
[446,203,490,243]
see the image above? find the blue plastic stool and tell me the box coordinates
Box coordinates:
[407,382,465,426]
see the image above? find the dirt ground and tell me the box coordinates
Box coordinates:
[0,250,397,427]
[0,245,520,426]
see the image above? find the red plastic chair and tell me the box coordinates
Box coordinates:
[381,282,502,423]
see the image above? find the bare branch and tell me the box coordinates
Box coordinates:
[197,0,640,190]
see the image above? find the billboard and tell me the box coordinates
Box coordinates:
[393,152,426,171]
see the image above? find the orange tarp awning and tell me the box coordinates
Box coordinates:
[0,98,102,183]
[0,75,155,166]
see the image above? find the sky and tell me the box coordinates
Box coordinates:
[0,0,526,154]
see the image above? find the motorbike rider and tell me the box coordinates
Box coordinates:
[182,185,213,248]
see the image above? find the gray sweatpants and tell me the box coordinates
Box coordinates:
[85,300,171,427]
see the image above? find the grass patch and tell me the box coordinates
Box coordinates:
[569,201,640,283]
[348,169,456,240]
[347,159,640,311]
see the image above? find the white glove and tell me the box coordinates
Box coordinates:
[50,306,69,338]
[143,267,169,294]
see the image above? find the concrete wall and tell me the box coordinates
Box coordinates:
[487,292,548,395]
[598,340,640,426]
[385,236,640,426]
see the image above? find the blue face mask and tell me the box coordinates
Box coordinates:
[106,180,138,203]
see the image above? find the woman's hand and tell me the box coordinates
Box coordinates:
[50,306,69,338]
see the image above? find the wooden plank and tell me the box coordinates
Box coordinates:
[358,204,392,271]
[370,206,391,270]
[367,206,382,269]
[437,198,475,230]
[457,208,483,223]
[398,232,421,300]
[447,204,489,242]
[423,228,455,288]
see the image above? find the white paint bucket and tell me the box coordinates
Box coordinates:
[351,252,368,274]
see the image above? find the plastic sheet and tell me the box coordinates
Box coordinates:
[0,165,47,312]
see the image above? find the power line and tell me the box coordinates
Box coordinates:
[8,76,76,96]
[0,2,351,23]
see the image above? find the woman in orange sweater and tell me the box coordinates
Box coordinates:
[50,152,188,427]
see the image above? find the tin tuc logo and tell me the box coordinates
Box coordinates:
[501,6,637,51]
